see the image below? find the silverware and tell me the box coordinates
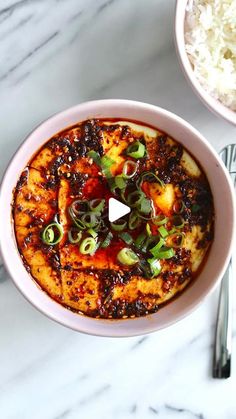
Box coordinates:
[213,144,236,379]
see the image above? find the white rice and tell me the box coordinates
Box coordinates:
[185,0,236,111]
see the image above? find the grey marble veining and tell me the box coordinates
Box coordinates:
[0,1,236,418]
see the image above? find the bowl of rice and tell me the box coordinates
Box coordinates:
[175,0,236,126]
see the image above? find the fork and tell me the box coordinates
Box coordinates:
[213,144,236,379]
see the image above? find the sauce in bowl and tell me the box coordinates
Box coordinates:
[13,119,214,319]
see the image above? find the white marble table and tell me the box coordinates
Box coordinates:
[0,1,235,418]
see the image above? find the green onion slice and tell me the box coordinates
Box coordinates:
[70,200,89,216]
[114,175,127,190]
[154,247,175,259]
[128,211,141,230]
[117,247,139,265]
[89,199,105,213]
[171,215,185,229]
[119,232,133,245]
[173,200,185,214]
[135,232,147,249]
[127,190,145,208]
[87,228,98,238]
[87,150,101,166]
[126,141,146,159]
[146,223,152,237]
[101,231,113,248]
[68,228,82,244]
[122,160,138,179]
[152,214,168,225]
[111,218,127,231]
[158,226,169,238]
[79,237,97,255]
[139,197,152,214]
[147,258,162,277]
[149,238,165,257]
[166,232,185,248]
[137,171,164,189]
[42,223,63,245]
[68,207,86,230]
[80,212,100,228]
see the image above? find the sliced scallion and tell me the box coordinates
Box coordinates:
[147,258,162,277]
[137,171,164,189]
[122,160,138,179]
[158,226,169,238]
[89,199,105,213]
[111,218,127,231]
[152,214,168,226]
[146,223,152,237]
[172,215,185,229]
[127,190,145,208]
[81,212,99,228]
[68,207,86,230]
[128,211,141,230]
[119,232,133,245]
[117,247,139,265]
[154,247,175,259]
[114,175,126,190]
[87,228,98,238]
[166,232,185,248]
[42,223,63,245]
[101,231,113,248]
[135,232,147,249]
[126,141,146,159]
[68,228,82,244]
[149,238,165,257]
[79,237,97,255]
[173,200,185,214]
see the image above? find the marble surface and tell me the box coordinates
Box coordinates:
[0,1,236,418]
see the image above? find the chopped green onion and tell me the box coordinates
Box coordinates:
[114,175,126,189]
[42,223,63,245]
[137,171,164,189]
[135,232,147,248]
[166,232,185,248]
[158,226,169,238]
[119,232,133,245]
[154,247,175,259]
[173,200,185,214]
[117,247,139,265]
[146,223,152,237]
[68,207,86,229]
[79,237,97,255]
[87,228,98,238]
[147,257,162,277]
[81,212,99,228]
[101,231,113,248]
[87,150,114,178]
[149,238,165,257]
[111,218,127,231]
[192,204,201,213]
[100,155,115,178]
[152,214,168,225]
[89,199,105,213]
[126,141,146,159]
[70,200,89,216]
[87,150,101,166]
[122,160,138,179]
[128,211,141,230]
[172,215,185,229]
[68,228,82,244]
[127,190,145,208]
[139,197,152,214]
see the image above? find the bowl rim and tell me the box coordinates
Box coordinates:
[174,0,236,126]
[0,99,235,337]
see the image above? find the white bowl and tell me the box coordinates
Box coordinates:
[175,0,236,126]
[0,99,235,336]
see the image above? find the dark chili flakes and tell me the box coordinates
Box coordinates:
[80,119,104,156]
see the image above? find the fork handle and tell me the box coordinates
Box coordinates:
[213,261,232,378]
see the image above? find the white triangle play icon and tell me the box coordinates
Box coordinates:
[108,198,131,222]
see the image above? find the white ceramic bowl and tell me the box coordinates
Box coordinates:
[0,99,235,336]
[175,0,236,126]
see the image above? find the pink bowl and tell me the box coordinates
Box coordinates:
[0,99,235,336]
[175,0,236,126]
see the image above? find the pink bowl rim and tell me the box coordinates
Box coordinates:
[0,99,235,337]
[174,0,236,126]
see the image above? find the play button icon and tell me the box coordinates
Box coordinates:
[108,198,131,223]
